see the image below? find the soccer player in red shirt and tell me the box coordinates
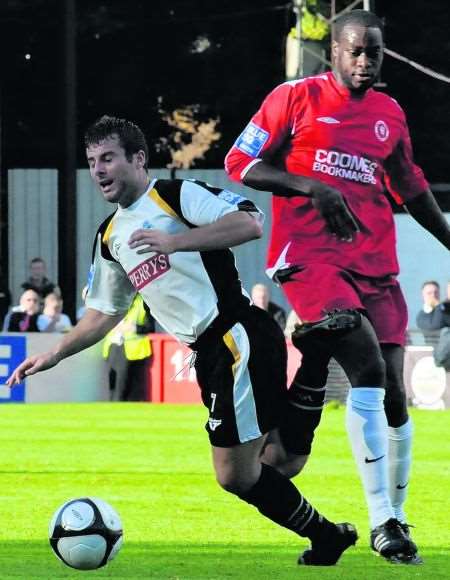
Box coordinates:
[226,9,450,564]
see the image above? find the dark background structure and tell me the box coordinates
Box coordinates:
[0,0,449,319]
[1,0,449,177]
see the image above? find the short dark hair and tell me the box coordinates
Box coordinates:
[333,9,384,41]
[30,257,45,265]
[422,280,440,289]
[84,115,149,169]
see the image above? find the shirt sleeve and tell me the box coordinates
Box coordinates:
[383,112,429,204]
[224,82,297,182]
[85,231,136,316]
[179,179,264,226]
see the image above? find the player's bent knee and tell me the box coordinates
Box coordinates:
[278,454,310,479]
[340,346,386,386]
[215,469,259,496]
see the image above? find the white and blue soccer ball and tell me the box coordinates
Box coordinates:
[49,497,123,570]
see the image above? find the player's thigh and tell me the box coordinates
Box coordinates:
[194,307,287,448]
[280,264,363,322]
[361,276,408,346]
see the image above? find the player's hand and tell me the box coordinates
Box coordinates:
[310,183,360,242]
[128,229,177,254]
[5,352,60,387]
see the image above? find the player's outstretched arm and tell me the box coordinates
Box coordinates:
[243,161,359,241]
[404,189,450,250]
[128,211,263,254]
[6,308,123,387]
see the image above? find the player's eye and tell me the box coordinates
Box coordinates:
[366,49,381,59]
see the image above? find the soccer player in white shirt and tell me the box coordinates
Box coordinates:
[7,115,357,566]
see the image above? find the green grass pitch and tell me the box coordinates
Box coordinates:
[0,402,448,579]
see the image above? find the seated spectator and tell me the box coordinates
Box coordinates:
[251,283,286,330]
[20,257,60,302]
[0,265,12,329]
[37,293,73,333]
[5,289,41,332]
[416,281,445,344]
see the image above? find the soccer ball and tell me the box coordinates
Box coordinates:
[49,497,123,570]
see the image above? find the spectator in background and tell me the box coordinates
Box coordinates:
[5,289,41,332]
[21,257,60,302]
[37,293,73,333]
[415,281,447,344]
[285,0,330,80]
[103,294,155,401]
[0,265,12,329]
[251,283,286,331]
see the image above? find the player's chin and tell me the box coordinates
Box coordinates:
[102,190,120,203]
[351,75,375,91]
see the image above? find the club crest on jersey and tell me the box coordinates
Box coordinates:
[127,254,170,290]
[142,220,152,229]
[374,120,389,142]
[235,122,269,157]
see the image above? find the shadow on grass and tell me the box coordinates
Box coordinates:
[0,541,448,579]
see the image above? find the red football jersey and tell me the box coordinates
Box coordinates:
[225,72,428,278]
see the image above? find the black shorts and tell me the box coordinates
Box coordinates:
[194,306,287,447]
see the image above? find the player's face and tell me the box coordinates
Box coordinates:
[332,24,383,94]
[86,135,147,207]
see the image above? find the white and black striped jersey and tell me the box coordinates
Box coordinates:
[85,177,263,344]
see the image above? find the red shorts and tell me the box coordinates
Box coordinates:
[281,264,408,346]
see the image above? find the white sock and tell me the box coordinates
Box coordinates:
[346,387,394,529]
[388,417,413,523]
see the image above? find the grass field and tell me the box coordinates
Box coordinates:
[0,402,448,579]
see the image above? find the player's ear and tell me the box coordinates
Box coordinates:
[135,150,146,169]
[331,40,339,61]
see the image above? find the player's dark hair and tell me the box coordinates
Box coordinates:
[30,257,45,265]
[333,9,384,41]
[84,115,149,169]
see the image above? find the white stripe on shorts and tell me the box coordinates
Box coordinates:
[223,323,262,443]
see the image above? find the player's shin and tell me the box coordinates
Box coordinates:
[278,364,327,457]
[345,387,394,528]
[238,463,336,541]
[388,417,413,523]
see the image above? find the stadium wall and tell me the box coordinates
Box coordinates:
[1,332,448,409]
[7,169,450,324]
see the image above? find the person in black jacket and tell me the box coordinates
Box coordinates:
[6,289,40,332]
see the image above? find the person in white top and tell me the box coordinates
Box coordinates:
[7,115,357,567]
